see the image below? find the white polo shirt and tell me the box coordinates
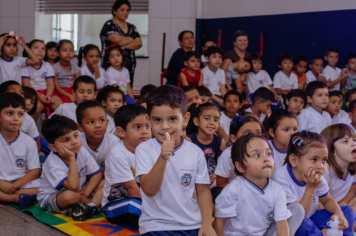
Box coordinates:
[273,70,298,90]
[324,164,356,202]
[245,70,273,94]
[106,114,116,135]
[0,131,40,182]
[21,61,55,90]
[80,65,106,90]
[37,147,100,208]
[202,66,226,96]
[219,111,238,136]
[271,165,329,218]
[297,106,332,133]
[245,107,266,123]
[0,56,28,84]
[102,141,136,207]
[215,176,291,236]
[135,138,210,234]
[20,113,40,141]
[322,65,342,91]
[49,103,77,123]
[214,146,236,183]
[332,110,347,125]
[79,132,120,172]
[268,140,287,170]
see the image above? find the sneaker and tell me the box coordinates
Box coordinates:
[70,203,97,221]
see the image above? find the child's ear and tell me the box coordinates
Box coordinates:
[184,61,188,67]
[289,154,298,168]
[278,65,282,69]
[101,100,107,107]
[48,143,57,152]
[346,102,350,107]
[268,128,275,138]
[238,102,243,109]
[230,134,238,143]
[183,112,191,127]
[193,117,200,127]
[307,96,313,104]
[309,64,312,69]
[116,126,126,138]
[93,91,98,99]
[286,99,290,106]
[205,56,209,63]
[77,124,84,133]
[349,112,353,120]
[324,55,328,61]
[235,161,246,174]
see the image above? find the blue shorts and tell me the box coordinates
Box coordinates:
[142,229,200,236]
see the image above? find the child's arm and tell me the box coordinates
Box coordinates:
[220,139,226,151]
[219,83,227,97]
[268,85,275,95]
[199,73,204,86]
[318,70,347,88]
[46,78,55,98]
[179,72,189,86]
[87,61,100,79]
[225,78,233,90]
[12,168,40,191]
[216,125,229,143]
[339,184,356,206]
[299,168,321,215]
[56,143,80,191]
[234,77,244,94]
[54,75,75,102]
[213,217,226,236]
[216,176,229,188]
[123,180,141,198]
[82,172,102,197]
[0,180,17,194]
[276,88,291,95]
[126,83,134,98]
[276,220,290,236]
[196,183,216,236]
[320,193,348,230]
[75,71,81,79]
[0,34,8,55]
[17,36,40,65]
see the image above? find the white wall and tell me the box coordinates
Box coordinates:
[200,0,356,19]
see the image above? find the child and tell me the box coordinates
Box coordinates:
[346,100,356,132]
[135,85,215,235]
[21,39,63,121]
[104,46,134,104]
[263,109,298,170]
[298,81,331,133]
[286,89,306,116]
[345,53,356,92]
[22,86,37,115]
[220,90,242,137]
[77,44,106,90]
[339,89,356,126]
[140,84,156,97]
[245,52,274,95]
[305,57,325,87]
[181,86,201,108]
[325,91,344,124]
[0,93,40,209]
[0,33,40,84]
[224,57,252,92]
[44,41,59,65]
[102,104,151,227]
[135,96,147,108]
[187,103,226,186]
[53,40,81,103]
[76,100,120,173]
[96,85,125,135]
[321,47,348,92]
[292,55,308,90]
[214,134,296,236]
[245,87,275,123]
[38,115,103,221]
[50,76,97,123]
[201,46,226,107]
[274,54,298,101]
[178,51,203,87]
[196,85,213,104]
[271,131,355,236]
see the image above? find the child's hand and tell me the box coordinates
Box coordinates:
[160,132,175,160]
[209,174,216,185]
[46,95,53,104]
[0,181,17,194]
[87,61,99,72]
[331,214,349,231]
[16,36,26,48]
[69,94,75,102]
[38,94,48,104]
[341,69,348,78]
[302,168,322,188]
[198,224,217,236]
[55,142,75,160]
[0,34,8,45]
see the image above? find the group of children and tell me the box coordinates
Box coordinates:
[2,30,356,236]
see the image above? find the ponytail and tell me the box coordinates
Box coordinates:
[77,44,100,67]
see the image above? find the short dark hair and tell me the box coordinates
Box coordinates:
[345,88,356,103]
[252,87,275,104]
[97,85,125,104]
[309,56,323,65]
[263,109,296,135]
[306,81,328,98]
[0,93,26,113]
[201,35,215,48]
[178,30,194,42]
[56,39,74,52]
[326,47,339,56]
[22,86,38,115]
[329,91,342,99]
[233,30,248,42]
[73,75,96,91]
[112,0,131,16]
[76,100,105,125]
[293,55,308,66]
[135,96,147,105]
[41,115,78,144]
[203,46,223,58]
[103,46,127,70]
[146,85,187,116]
[230,115,261,136]
[44,41,59,63]
[286,89,307,104]
[223,90,242,103]
[0,81,21,94]
[195,86,212,97]
[114,104,148,130]
[140,84,157,97]
[184,51,200,61]
[349,99,356,113]
[278,53,293,66]
[345,53,356,65]
[231,133,271,175]
[249,52,263,62]
[181,86,196,93]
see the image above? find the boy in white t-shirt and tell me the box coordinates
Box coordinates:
[220,90,242,137]
[305,57,325,87]
[135,85,215,235]
[286,89,306,116]
[0,93,40,209]
[274,54,298,99]
[102,104,151,227]
[245,87,275,123]
[97,85,125,134]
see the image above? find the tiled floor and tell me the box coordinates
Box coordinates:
[0,204,66,236]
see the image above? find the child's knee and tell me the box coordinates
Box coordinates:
[288,202,305,219]
[341,205,356,222]
[61,191,81,205]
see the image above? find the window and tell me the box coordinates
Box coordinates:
[51,14,78,51]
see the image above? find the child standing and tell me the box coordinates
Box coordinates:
[305,57,325,87]
[178,51,203,87]
[298,81,332,133]
[345,53,356,92]
[53,40,81,103]
[220,90,242,137]
[245,87,275,122]
[271,131,355,236]
[77,44,106,90]
[0,33,40,84]
[44,41,59,65]
[292,55,308,90]
[0,93,40,209]
[286,89,306,116]
[135,85,215,235]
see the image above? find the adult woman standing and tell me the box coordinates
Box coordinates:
[100,0,142,87]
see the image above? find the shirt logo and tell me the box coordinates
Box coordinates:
[41,72,47,79]
[181,173,192,187]
[266,211,274,221]
[16,159,25,168]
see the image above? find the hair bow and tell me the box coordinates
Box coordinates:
[230,116,243,129]
[105,44,118,50]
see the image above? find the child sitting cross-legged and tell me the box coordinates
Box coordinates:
[102,104,151,228]
[37,115,103,221]
[0,93,40,209]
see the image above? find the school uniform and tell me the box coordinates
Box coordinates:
[105,66,131,94]
[332,109,347,125]
[305,70,318,87]
[37,147,100,214]
[0,56,28,84]
[273,70,298,91]
[135,138,210,234]
[49,103,77,123]
[297,106,332,133]
[106,114,116,135]
[201,66,226,96]
[245,70,273,94]
[80,64,106,90]
[20,113,40,141]
[21,61,55,90]
[214,146,236,183]
[245,107,266,123]
[0,131,40,188]
[219,111,238,137]
[345,68,356,90]
[225,61,240,88]
[322,65,342,91]
[268,140,287,171]
[215,175,291,236]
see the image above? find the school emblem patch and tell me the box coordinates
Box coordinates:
[181,173,192,187]
[266,211,274,221]
[16,159,24,168]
